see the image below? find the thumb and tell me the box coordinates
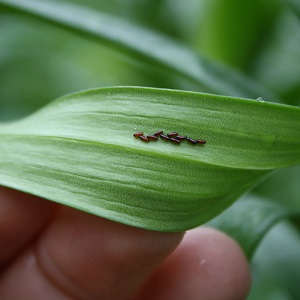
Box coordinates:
[1,205,183,299]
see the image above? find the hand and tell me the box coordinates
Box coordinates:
[0,186,250,299]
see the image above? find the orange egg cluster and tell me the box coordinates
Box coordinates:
[133,130,206,145]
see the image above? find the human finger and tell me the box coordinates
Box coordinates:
[134,227,251,300]
[0,205,183,299]
[0,187,56,267]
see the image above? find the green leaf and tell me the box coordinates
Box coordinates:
[197,0,281,71]
[248,221,300,299]
[209,193,300,296]
[285,0,300,19]
[0,87,299,231]
[209,194,300,260]
[0,0,278,100]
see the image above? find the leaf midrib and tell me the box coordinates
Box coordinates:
[0,132,278,171]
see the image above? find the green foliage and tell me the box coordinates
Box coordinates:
[209,194,299,260]
[0,87,299,231]
[0,0,278,100]
[286,0,300,19]
[195,0,281,71]
[0,0,300,298]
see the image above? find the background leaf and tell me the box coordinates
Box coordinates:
[0,86,299,231]
[209,194,300,260]
[0,0,279,100]
[248,221,300,300]
[194,0,281,72]
[209,193,300,300]
[251,10,300,106]
[286,0,300,19]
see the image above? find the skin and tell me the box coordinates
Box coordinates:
[0,186,250,299]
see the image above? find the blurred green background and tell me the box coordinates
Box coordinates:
[1,0,300,298]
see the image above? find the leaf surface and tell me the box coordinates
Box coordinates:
[0,87,299,231]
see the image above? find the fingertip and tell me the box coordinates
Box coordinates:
[195,228,251,300]
[0,187,56,264]
[0,205,184,299]
[136,227,251,300]
[34,207,184,299]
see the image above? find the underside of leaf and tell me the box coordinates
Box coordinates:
[0,87,299,231]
